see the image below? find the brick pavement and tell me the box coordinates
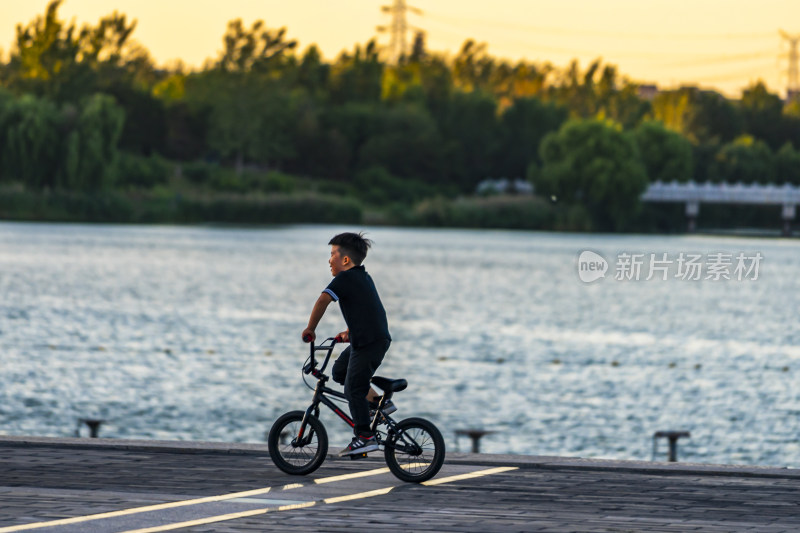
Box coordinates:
[0,436,799,532]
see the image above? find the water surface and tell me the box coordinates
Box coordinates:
[1,222,798,466]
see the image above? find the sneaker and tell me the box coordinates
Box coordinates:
[369,399,397,416]
[338,434,380,456]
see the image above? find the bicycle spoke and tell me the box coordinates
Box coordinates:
[393,426,436,475]
[280,420,320,467]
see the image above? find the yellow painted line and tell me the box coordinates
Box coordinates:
[120,486,399,533]
[323,486,394,504]
[313,467,390,484]
[0,466,391,533]
[121,466,518,533]
[121,502,318,533]
[422,466,518,486]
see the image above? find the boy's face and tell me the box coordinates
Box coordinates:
[329,245,351,276]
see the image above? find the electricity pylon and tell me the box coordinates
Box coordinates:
[780,30,800,98]
[377,0,423,63]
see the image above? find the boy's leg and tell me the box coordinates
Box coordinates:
[344,339,390,436]
[331,346,351,385]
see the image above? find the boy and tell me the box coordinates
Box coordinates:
[302,232,392,455]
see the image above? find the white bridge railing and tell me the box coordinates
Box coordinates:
[640,181,800,234]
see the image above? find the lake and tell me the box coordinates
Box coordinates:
[1,222,798,466]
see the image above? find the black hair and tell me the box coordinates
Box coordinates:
[328,232,372,265]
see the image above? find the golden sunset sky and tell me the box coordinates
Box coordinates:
[1,0,799,98]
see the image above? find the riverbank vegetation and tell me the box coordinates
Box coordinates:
[1,1,800,231]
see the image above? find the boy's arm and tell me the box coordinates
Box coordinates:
[302,292,334,343]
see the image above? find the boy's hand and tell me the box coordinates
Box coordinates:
[302,328,316,343]
[335,330,349,343]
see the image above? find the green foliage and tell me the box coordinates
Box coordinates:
[177,193,361,224]
[0,186,361,225]
[775,143,800,185]
[411,195,555,229]
[710,135,774,184]
[71,93,125,189]
[197,72,294,170]
[6,0,154,102]
[740,82,785,150]
[537,119,648,231]
[181,160,215,184]
[116,152,170,188]
[630,120,693,182]
[353,166,435,205]
[217,19,297,74]
[6,2,800,231]
[329,40,383,104]
[0,92,124,190]
[355,104,446,184]
[494,97,567,178]
[0,94,60,188]
[437,90,498,189]
[209,168,298,194]
[652,87,742,144]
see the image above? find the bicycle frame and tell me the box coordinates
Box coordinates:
[294,338,416,453]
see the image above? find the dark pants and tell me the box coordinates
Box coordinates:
[332,339,390,436]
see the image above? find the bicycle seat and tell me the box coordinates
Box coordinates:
[371,376,407,393]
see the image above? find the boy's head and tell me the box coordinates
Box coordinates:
[328,232,372,275]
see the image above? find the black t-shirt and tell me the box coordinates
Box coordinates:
[324,265,391,348]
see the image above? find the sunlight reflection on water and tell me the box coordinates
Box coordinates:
[1,222,799,466]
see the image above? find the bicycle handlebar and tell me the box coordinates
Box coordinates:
[302,336,348,375]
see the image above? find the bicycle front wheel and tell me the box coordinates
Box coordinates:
[268,410,328,475]
[384,417,445,483]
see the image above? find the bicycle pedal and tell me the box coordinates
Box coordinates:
[349,452,368,461]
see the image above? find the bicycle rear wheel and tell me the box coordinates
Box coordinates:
[384,417,445,483]
[268,411,328,475]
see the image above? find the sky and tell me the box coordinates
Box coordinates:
[1,0,799,98]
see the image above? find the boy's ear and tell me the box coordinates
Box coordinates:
[342,254,351,265]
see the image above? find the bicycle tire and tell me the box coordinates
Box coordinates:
[384,417,445,483]
[268,410,328,475]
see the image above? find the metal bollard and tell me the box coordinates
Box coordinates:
[455,429,496,453]
[76,418,105,438]
[653,430,690,462]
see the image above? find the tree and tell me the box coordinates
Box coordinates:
[6,1,154,102]
[356,104,446,184]
[740,82,785,150]
[652,87,742,144]
[452,40,495,93]
[630,120,693,182]
[0,94,60,188]
[537,119,648,231]
[71,93,125,189]
[217,19,297,74]
[204,73,294,172]
[709,135,774,184]
[775,143,800,185]
[436,90,499,190]
[493,97,567,179]
[295,45,329,95]
[329,40,383,104]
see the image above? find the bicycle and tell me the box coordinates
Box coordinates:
[267,337,445,483]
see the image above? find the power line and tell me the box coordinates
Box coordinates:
[423,10,775,41]
[659,50,775,69]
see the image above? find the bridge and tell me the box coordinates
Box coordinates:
[641,181,800,235]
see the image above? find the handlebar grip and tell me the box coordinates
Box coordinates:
[303,334,313,343]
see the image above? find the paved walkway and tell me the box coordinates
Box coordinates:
[0,436,799,532]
